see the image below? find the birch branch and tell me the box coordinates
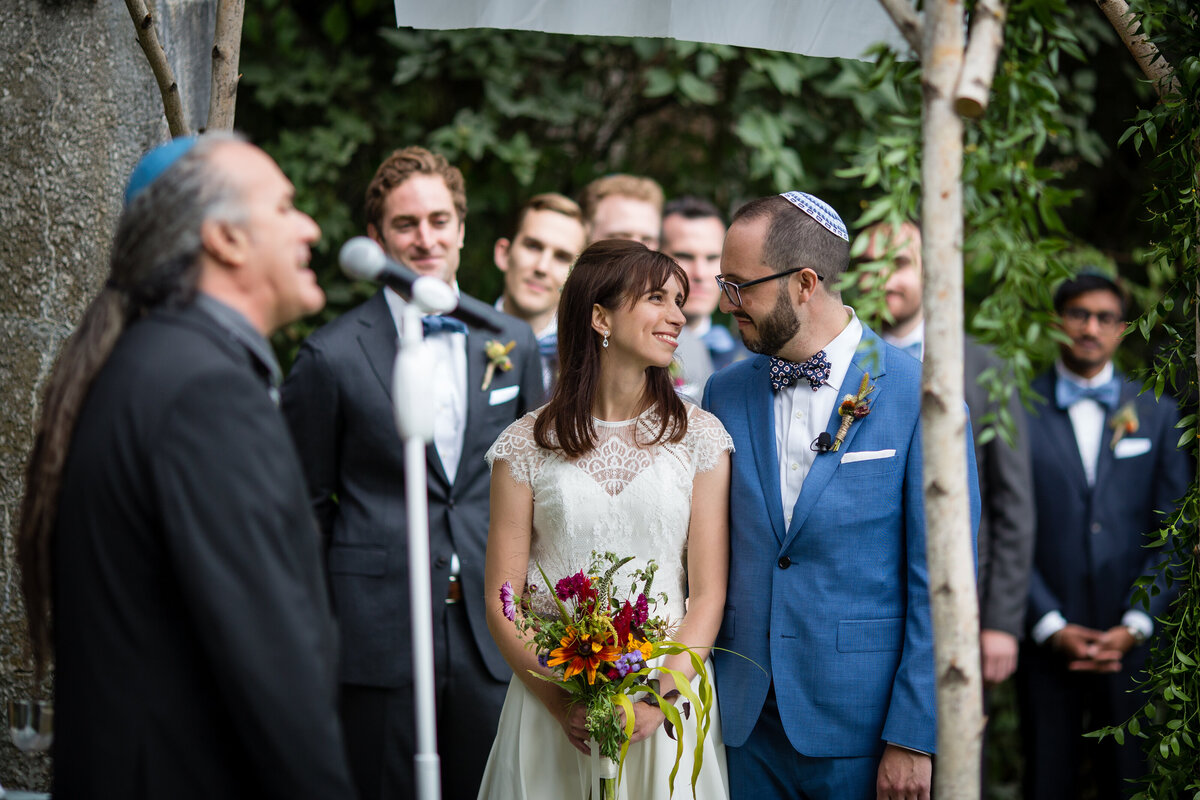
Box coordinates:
[124,0,188,138]
[954,0,1006,118]
[878,0,924,56]
[207,0,245,131]
[1093,0,1180,98]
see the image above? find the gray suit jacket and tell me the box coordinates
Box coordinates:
[282,290,543,686]
[963,339,1036,637]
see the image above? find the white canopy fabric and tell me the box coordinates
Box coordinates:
[393,0,910,61]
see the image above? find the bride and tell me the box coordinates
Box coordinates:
[477,238,733,799]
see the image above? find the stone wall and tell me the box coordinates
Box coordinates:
[0,0,213,788]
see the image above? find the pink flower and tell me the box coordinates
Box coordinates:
[500,581,517,622]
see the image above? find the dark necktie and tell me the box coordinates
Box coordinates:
[422,315,468,337]
[1055,376,1120,410]
[769,351,831,392]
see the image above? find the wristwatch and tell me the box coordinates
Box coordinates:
[1124,625,1147,646]
[639,689,680,708]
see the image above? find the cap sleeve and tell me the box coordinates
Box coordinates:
[485,412,543,487]
[685,405,734,474]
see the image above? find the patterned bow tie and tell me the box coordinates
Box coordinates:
[422,315,468,337]
[538,332,558,360]
[1056,376,1120,410]
[769,351,831,392]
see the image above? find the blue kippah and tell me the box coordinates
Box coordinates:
[778,191,849,242]
[123,135,199,207]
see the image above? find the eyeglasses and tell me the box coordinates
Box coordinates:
[715,268,822,308]
[1061,307,1123,330]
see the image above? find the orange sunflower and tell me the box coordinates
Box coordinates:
[546,626,622,684]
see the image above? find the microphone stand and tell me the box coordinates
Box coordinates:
[391,276,458,800]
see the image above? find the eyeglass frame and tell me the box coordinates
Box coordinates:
[714,267,823,308]
[1059,306,1124,330]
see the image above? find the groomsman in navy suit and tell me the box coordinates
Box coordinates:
[704,193,980,800]
[1020,272,1191,800]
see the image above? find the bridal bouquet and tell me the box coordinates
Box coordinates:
[500,551,714,798]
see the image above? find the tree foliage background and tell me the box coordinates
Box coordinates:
[235,0,1197,796]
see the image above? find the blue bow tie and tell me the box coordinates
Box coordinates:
[769,351,831,392]
[1056,376,1120,410]
[700,325,737,355]
[538,332,558,360]
[422,315,468,337]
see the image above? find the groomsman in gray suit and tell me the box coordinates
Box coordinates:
[283,146,543,800]
[862,220,1035,691]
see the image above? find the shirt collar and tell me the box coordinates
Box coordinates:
[881,319,924,350]
[193,293,282,388]
[1055,358,1114,389]
[493,295,557,340]
[689,315,713,337]
[386,283,462,335]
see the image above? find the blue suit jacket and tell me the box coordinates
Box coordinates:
[703,327,980,756]
[1025,370,1191,632]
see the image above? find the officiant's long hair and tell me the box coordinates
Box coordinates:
[535,239,689,457]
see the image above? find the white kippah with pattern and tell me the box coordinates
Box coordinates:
[778,191,849,242]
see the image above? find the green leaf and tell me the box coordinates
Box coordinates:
[678,72,719,105]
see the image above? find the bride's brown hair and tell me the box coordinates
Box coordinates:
[535,239,689,457]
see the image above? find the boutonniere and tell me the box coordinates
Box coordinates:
[832,373,875,452]
[667,358,686,389]
[482,339,516,390]
[1109,401,1139,449]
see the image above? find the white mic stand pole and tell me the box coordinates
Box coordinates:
[391,275,458,800]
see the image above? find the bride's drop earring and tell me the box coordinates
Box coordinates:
[602,331,609,348]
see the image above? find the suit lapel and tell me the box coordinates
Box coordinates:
[779,341,883,553]
[746,358,787,545]
[1092,376,1132,491]
[1038,375,1090,493]
[455,325,492,490]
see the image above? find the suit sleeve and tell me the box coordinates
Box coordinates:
[1140,395,1193,620]
[977,388,1036,637]
[882,404,981,754]
[281,340,342,541]
[151,366,355,799]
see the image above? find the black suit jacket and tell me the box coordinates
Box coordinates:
[1025,369,1191,632]
[963,339,1036,637]
[52,302,353,800]
[281,290,543,686]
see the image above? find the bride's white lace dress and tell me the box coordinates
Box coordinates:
[476,403,733,799]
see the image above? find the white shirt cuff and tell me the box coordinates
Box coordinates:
[1121,610,1153,640]
[886,742,930,757]
[1031,611,1068,645]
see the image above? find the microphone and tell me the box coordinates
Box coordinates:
[810,431,833,454]
[339,237,500,332]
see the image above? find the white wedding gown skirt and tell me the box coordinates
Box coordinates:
[477,666,728,799]
[477,406,735,799]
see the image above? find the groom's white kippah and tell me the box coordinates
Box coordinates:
[779,191,849,242]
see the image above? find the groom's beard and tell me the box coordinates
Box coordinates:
[741,287,801,357]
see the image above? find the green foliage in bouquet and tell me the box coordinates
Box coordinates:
[500,552,714,797]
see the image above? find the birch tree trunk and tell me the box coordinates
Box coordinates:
[920,1,985,796]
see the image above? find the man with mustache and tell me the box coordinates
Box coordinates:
[1019,272,1191,800]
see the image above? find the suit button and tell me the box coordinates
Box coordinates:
[447,498,456,509]
[778,556,791,569]
[435,556,448,567]
[1091,522,1101,533]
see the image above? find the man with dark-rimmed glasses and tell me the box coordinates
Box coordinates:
[1019,271,1190,800]
[703,191,980,800]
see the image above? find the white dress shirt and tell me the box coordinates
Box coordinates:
[775,309,863,527]
[881,319,925,361]
[1031,359,1152,645]
[385,287,468,484]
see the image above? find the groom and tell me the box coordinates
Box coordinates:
[703,194,980,799]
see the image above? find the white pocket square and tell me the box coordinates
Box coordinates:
[1113,437,1152,459]
[840,448,896,464]
[488,385,520,406]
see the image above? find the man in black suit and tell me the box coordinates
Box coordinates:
[282,146,543,800]
[19,133,355,799]
[1020,272,1191,799]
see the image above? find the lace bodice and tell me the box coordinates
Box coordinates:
[486,404,733,620]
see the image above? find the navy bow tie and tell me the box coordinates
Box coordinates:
[769,351,831,392]
[1056,376,1120,410]
[422,315,468,337]
[538,332,558,359]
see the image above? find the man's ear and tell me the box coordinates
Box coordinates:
[591,303,611,336]
[794,268,822,304]
[200,217,248,267]
[494,238,512,272]
[367,224,383,247]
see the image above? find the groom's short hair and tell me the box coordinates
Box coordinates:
[732,195,850,284]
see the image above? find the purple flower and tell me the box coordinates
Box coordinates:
[633,594,649,626]
[538,653,549,668]
[500,581,517,622]
[612,651,646,677]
